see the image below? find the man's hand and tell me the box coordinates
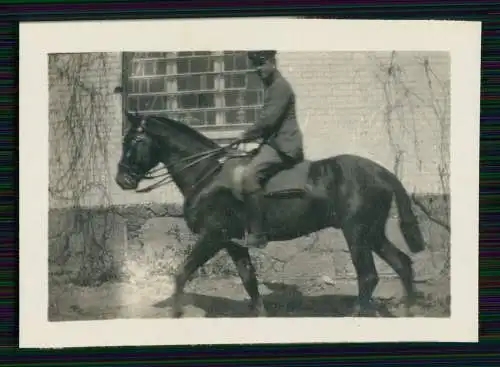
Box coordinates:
[239,125,261,143]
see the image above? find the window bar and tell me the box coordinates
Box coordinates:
[199,73,208,124]
[236,90,245,125]
[213,51,225,126]
[166,52,178,113]
[124,51,260,138]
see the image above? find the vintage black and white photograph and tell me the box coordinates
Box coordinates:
[20,18,480,347]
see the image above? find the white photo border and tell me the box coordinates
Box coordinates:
[19,17,480,348]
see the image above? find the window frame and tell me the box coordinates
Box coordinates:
[121,51,265,143]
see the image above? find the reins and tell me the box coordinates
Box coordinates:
[133,137,246,194]
[119,109,252,194]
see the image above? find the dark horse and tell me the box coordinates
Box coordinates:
[115,111,426,318]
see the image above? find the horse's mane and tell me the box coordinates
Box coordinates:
[149,114,221,150]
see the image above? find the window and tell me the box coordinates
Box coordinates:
[122,51,265,142]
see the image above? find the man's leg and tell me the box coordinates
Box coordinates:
[240,144,286,248]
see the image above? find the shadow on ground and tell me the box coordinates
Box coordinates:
[49,275,450,321]
[154,281,401,318]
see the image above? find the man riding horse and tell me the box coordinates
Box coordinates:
[115,51,427,317]
[236,50,305,249]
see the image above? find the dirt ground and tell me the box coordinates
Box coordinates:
[49,270,450,321]
[49,209,451,321]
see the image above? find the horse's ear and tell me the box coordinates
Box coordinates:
[137,118,147,133]
[125,111,142,130]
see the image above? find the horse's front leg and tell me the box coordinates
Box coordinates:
[171,233,223,318]
[225,242,267,317]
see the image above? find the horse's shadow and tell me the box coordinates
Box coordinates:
[153,281,396,318]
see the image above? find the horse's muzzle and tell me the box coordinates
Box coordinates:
[115,171,139,190]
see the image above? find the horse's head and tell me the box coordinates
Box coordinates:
[115,112,162,190]
[115,110,222,192]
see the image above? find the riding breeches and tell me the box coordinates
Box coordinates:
[241,144,290,194]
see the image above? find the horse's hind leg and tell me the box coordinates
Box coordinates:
[373,236,418,316]
[364,199,418,316]
[225,242,267,317]
[342,222,379,316]
[171,232,223,318]
[365,191,419,316]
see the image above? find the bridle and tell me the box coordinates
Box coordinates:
[119,119,248,194]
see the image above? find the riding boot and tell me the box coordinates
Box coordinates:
[243,189,268,249]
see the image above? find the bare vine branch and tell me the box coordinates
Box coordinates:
[410,193,450,232]
[49,53,122,285]
[375,51,451,279]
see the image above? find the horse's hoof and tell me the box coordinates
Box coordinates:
[170,308,184,318]
[356,310,378,317]
[256,309,268,317]
[404,304,420,317]
[250,301,268,317]
[249,307,268,317]
[352,304,378,317]
[250,310,268,317]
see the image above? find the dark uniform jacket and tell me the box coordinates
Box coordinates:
[243,70,304,162]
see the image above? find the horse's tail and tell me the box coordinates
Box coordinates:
[388,172,426,254]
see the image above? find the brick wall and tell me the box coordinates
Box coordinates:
[278,51,450,194]
[49,51,450,209]
[48,52,185,209]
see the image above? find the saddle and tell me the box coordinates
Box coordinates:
[224,149,312,199]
